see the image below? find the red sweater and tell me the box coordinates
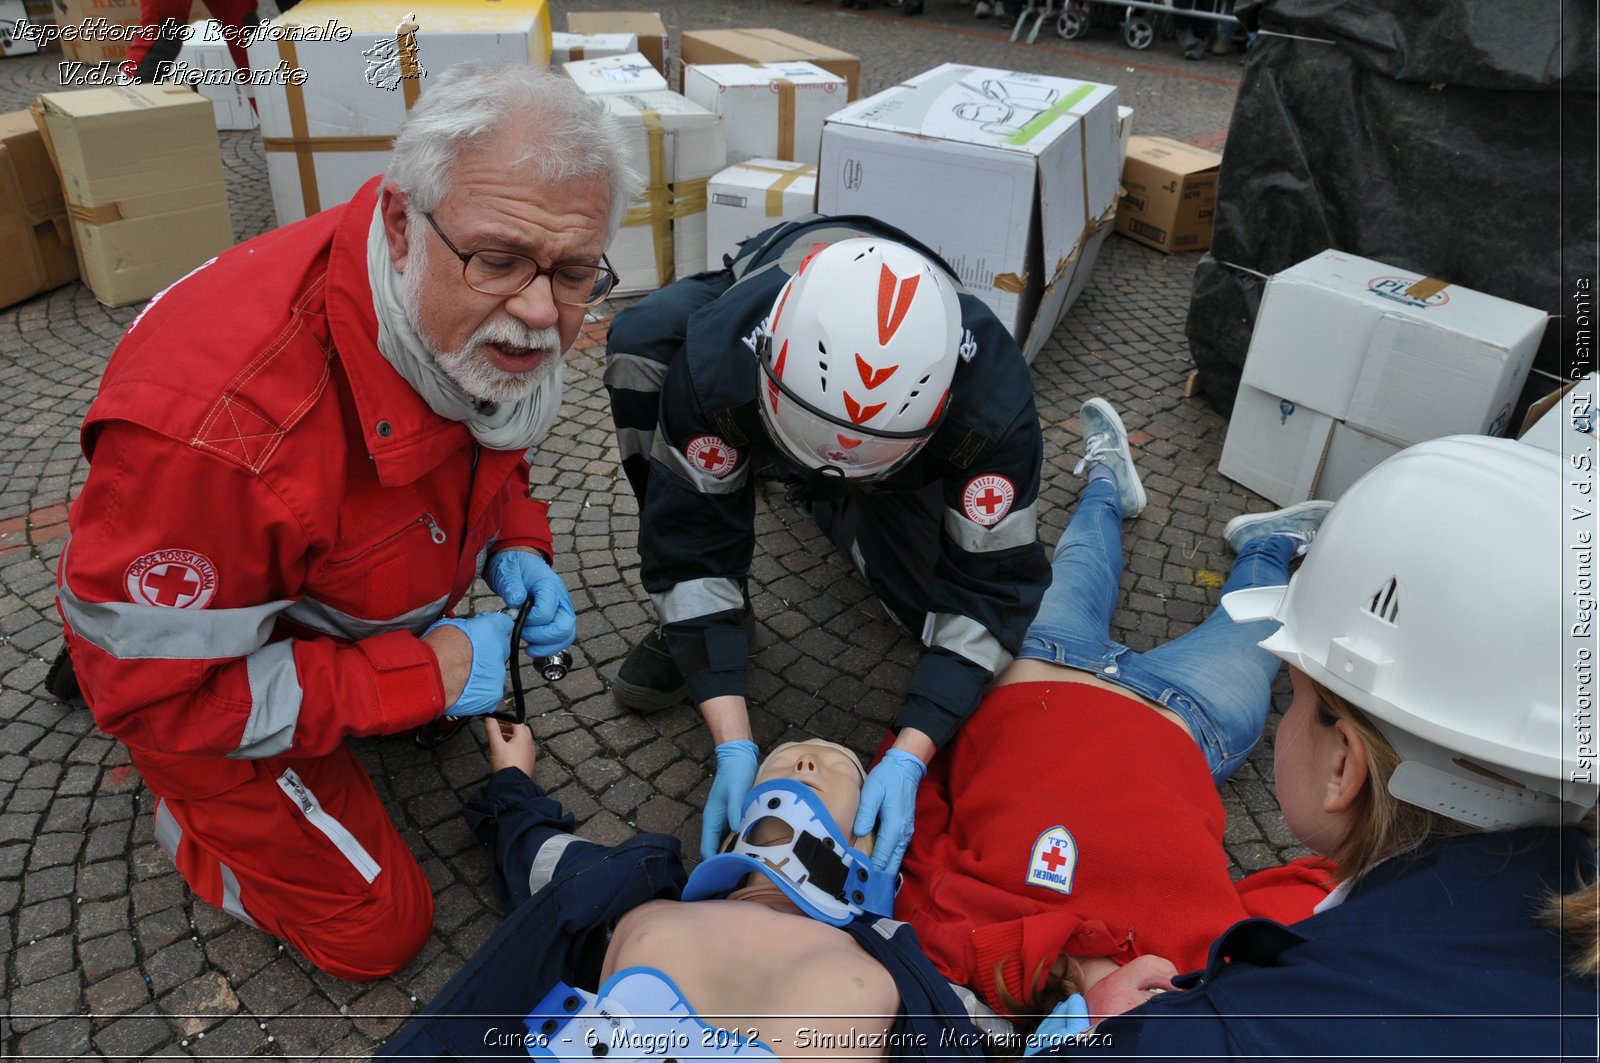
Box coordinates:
[895,682,1333,1015]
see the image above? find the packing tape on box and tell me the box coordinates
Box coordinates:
[738,162,816,217]
[67,201,123,226]
[673,177,707,220]
[775,78,795,161]
[267,36,422,218]
[993,272,1027,294]
[620,108,674,287]
[1404,276,1450,300]
[569,46,585,61]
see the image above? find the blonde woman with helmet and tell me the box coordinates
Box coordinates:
[1065,435,1597,1059]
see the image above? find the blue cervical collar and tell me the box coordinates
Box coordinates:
[681,779,896,926]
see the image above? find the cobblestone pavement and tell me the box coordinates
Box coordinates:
[0,2,1303,1058]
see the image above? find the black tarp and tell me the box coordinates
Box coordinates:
[1188,0,1597,417]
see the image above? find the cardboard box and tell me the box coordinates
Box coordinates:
[549,30,635,64]
[1218,384,1334,506]
[250,0,551,225]
[562,51,666,96]
[599,90,725,295]
[34,85,233,307]
[1115,135,1219,253]
[1519,372,1596,457]
[683,62,845,167]
[2,0,43,56]
[817,64,1120,363]
[0,110,76,308]
[1315,421,1404,501]
[679,28,860,101]
[706,158,814,266]
[1241,249,1547,442]
[566,11,664,78]
[176,20,257,130]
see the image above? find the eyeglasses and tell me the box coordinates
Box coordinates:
[421,212,620,306]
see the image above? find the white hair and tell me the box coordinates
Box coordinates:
[387,60,642,241]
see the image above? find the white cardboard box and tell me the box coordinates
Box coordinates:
[562,51,666,96]
[549,31,636,65]
[682,61,846,167]
[250,0,551,225]
[707,158,815,266]
[816,64,1120,362]
[1519,372,1597,458]
[177,21,257,131]
[599,90,725,294]
[1315,421,1404,501]
[0,0,43,57]
[1218,384,1334,506]
[1242,249,1547,441]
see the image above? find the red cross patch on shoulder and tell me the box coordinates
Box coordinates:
[685,435,740,480]
[125,550,218,609]
[962,474,1015,526]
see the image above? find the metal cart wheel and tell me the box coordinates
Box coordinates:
[1057,3,1090,38]
[1122,14,1156,48]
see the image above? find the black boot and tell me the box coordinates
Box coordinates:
[613,629,688,712]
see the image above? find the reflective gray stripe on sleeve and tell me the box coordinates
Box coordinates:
[949,983,1015,1039]
[231,640,303,759]
[651,577,744,625]
[920,612,1011,675]
[528,832,585,895]
[650,433,749,496]
[870,916,906,940]
[283,593,448,641]
[602,352,670,392]
[59,575,291,661]
[617,426,655,464]
[943,500,1039,554]
[154,798,182,859]
[219,863,259,928]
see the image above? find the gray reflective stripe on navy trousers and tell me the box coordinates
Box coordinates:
[652,577,745,625]
[605,354,670,465]
[922,612,1011,675]
[154,799,258,928]
[650,433,750,495]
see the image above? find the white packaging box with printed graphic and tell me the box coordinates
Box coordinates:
[599,90,725,295]
[177,21,258,131]
[1242,249,1547,443]
[706,158,815,266]
[549,31,635,65]
[562,51,665,95]
[0,0,42,57]
[817,64,1119,362]
[682,62,846,167]
[249,0,551,225]
[1218,384,1335,507]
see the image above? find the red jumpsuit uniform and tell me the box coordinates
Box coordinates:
[895,682,1336,1014]
[57,177,554,980]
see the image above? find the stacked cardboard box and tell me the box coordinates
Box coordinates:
[2,0,43,56]
[1115,135,1219,253]
[682,62,846,167]
[549,31,635,65]
[817,64,1120,363]
[562,51,665,95]
[706,158,814,266]
[176,20,257,131]
[33,85,233,306]
[597,90,724,294]
[0,110,76,308]
[566,11,665,78]
[1220,249,1548,504]
[680,28,859,101]
[250,0,551,226]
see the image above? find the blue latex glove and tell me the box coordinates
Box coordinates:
[699,739,759,862]
[426,612,515,718]
[485,550,577,657]
[1025,994,1090,1056]
[853,748,927,875]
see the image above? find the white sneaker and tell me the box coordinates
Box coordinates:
[994,1,1007,16]
[1223,500,1333,555]
[1074,398,1147,517]
[974,1,993,16]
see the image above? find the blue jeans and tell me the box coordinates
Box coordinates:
[1015,479,1293,782]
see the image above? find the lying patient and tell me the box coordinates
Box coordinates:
[381,726,999,1063]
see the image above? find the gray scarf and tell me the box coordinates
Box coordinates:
[366,204,562,451]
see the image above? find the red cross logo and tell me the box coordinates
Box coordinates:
[1039,846,1069,872]
[685,436,740,480]
[961,474,1015,528]
[124,549,218,609]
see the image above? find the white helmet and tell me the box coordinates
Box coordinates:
[756,238,963,480]
[1224,435,1597,830]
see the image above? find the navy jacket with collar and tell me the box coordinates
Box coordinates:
[1069,827,1598,1062]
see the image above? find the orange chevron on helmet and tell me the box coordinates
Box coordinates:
[856,353,898,389]
[877,265,920,347]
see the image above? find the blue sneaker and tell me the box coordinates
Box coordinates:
[1223,500,1333,555]
[1074,398,1147,517]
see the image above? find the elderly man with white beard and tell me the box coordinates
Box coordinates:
[53,62,641,981]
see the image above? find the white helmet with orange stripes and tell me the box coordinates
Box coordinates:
[756,238,963,480]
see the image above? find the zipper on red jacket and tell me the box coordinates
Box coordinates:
[328,511,448,565]
[276,767,382,883]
